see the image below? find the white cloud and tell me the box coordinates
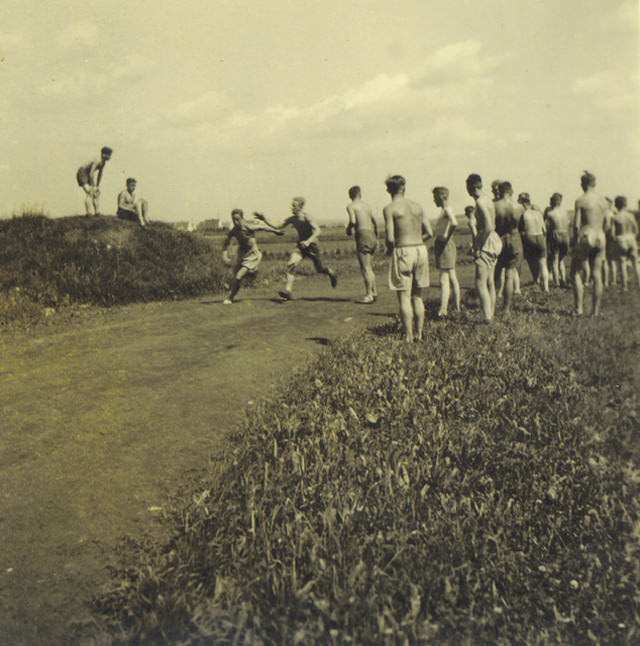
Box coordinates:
[165,90,231,127]
[57,22,100,49]
[573,69,640,112]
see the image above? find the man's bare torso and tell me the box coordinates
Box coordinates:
[348,200,375,232]
[494,198,522,236]
[384,197,425,247]
[546,207,569,234]
[575,191,607,234]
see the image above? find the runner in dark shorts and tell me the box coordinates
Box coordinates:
[346,186,378,302]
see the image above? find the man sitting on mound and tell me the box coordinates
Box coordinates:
[117,178,149,227]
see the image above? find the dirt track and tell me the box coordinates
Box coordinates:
[0,271,414,645]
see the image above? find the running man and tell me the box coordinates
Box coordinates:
[117,178,149,226]
[432,186,460,317]
[76,146,112,216]
[346,186,378,303]
[383,175,433,341]
[544,193,570,287]
[611,195,640,290]
[255,197,337,300]
[570,171,608,316]
[519,193,550,292]
[221,209,284,304]
[494,181,525,312]
[466,173,502,322]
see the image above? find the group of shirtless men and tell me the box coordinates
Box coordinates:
[221,169,639,341]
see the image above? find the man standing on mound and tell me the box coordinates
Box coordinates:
[255,197,337,300]
[117,178,149,227]
[76,146,112,216]
[221,209,284,304]
[346,185,378,303]
[466,173,502,322]
[383,174,433,342]
[570,171,608,316]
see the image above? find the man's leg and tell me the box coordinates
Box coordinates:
[550,251,560,287]
[495,265,505,298]
[503,266,515,312]
[620,257,629,290]
[82,186,94,215]
[280,257,300,299]
[476,263,493,322]
[412,285,425,340]
[397,290,414,341]
[438,272,450,317]
[538,257,550,292]
[311,253,337,288]
[514,268,521,295]
[358,252,375,300]
[450,269,461,312]
[590,254,603,316]
[225,266,248,303]
[630,254,640,288]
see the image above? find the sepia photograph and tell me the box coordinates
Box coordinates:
[1,0,638,644]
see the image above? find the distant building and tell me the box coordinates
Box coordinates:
[197,218,221,234]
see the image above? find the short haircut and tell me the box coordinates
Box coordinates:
[466,174,482,190]
[126,177,136,184]
[101,146,113,155]
[231,208,243,217]
[464,206,475,216]
[385,174,406,196]
[614,195,627,210]
[499,181,513,197]
[518,192,531,205]
[432,186,449,200]
[581,170,596,187]
[292,196,305,207]
[348,186,361,200]
[550,192,562,206]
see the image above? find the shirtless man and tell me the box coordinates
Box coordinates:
[466,173,502,322]
[346,186,378,303]
[544,193,570,287]
[383,174,433,341]
[76,146,112,216]
[432,186,460,317]
[603,197,617,287]
[494,181,525,312]
[221,209,283,303]
[519,193,549,292]
[611,195,640,290]
[570,171,608,316]
[117,178,149,226]
[256,197,337,300]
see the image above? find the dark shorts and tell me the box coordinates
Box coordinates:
[549,231,569,260]
[355,229,377,255]
[117,208,139,223]
[76,168,91,187]
[434,235,456,270]
[523,234,547,259]
[497,232,523,269]
[298,241,321,260]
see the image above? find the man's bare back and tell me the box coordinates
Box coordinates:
[546,206,569,234]
[495,197,523,236]
[574,191,607,236]
[347,200,375,232]
[384,197,428,247]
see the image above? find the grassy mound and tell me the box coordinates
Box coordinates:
[0,213,226,325]
[88,292,640,645]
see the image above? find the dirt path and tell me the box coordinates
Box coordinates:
[0,271,409,645]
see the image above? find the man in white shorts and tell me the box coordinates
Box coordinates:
[383,174,433,341]
[466,173,502,322]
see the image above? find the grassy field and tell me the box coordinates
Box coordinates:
[86,286,640,646]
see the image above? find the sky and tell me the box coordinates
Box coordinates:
[1,0,638,223]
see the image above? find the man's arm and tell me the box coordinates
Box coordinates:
[346,204,355,236]
[383,205,394,255]
[248,214,284,236]
[443,206,458,244]
[572,201,581,244]
[253,213,291,230]
[467,208,478,250]
[421,208,434,241]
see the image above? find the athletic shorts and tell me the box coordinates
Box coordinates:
[434,235,456,270]
[237,248,262,274]
[117,208,139,223]
[76,168,91,187]
[571,228,606,270]
[475,231,502,269]
[615,233,639,260]
[523,234,547,259]
[497,232,523,269]
[289,241,322,266]
[388,244,429,291]
[548,231,569,260]
[355,229,377,255]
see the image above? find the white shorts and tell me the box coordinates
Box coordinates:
[388,244,429,291]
